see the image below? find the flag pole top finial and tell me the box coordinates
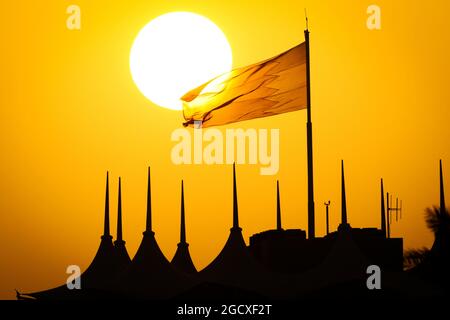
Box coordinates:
[305,8,309,31]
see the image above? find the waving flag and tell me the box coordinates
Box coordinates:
[181,42,307,127]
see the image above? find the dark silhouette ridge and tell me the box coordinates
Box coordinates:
[171,180,197,274]
[24,161,448,300]
[114,177,131,270]
[118,167,193,299]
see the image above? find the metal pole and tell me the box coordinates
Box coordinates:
[304,28,315,239]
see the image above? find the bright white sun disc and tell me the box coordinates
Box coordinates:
[130,12,233,110]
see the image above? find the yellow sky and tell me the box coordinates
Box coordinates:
[1,0,450,299]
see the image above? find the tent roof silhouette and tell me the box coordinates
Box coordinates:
[317,162,371,281]
[288,162,371,295]
[197,164,275,295]
[170,180,197,274]
[23,172,131,299]
[117,168,194,299]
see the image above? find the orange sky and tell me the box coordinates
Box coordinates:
[1,0,450,299]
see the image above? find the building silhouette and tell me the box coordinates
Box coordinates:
[249,161,403,275]
[19,161,449,300]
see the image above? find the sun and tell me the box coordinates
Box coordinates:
[130,12,233,111]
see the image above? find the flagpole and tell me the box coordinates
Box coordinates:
[305,20,315,239]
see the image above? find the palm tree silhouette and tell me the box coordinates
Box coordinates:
[404,247,429,270]
[405,206,450,276]
[426,206,450,260]
[425,206,450,236]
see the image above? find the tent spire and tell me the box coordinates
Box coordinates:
[146,167,152,233]
[440,160,446,214]
[232,163,240,230]
[117,177,123,242]
[338,160,351,232]
[180,180,186,244]
[277,180,282,230]
[381,178,387,237]
[341,160,347,225]
[171,179,197,274]
[103,171,110,238]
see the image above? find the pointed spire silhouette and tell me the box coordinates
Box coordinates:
[200,165,272,293]
[25,171,131,299]
[277,180,282,230]
[381,178,387,237]
[103,171,111,238]
[117,177,123,242]
[339,160,350,231]
[440,159,446,215]
[341,160,347,224]
[171,180,197,274]
[118,166,191,299]
[232,163,240,230]
[145,167,152,234]
[114,177,131,268]
[180,180,186,244]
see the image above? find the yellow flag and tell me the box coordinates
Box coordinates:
[181,42,307,127]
